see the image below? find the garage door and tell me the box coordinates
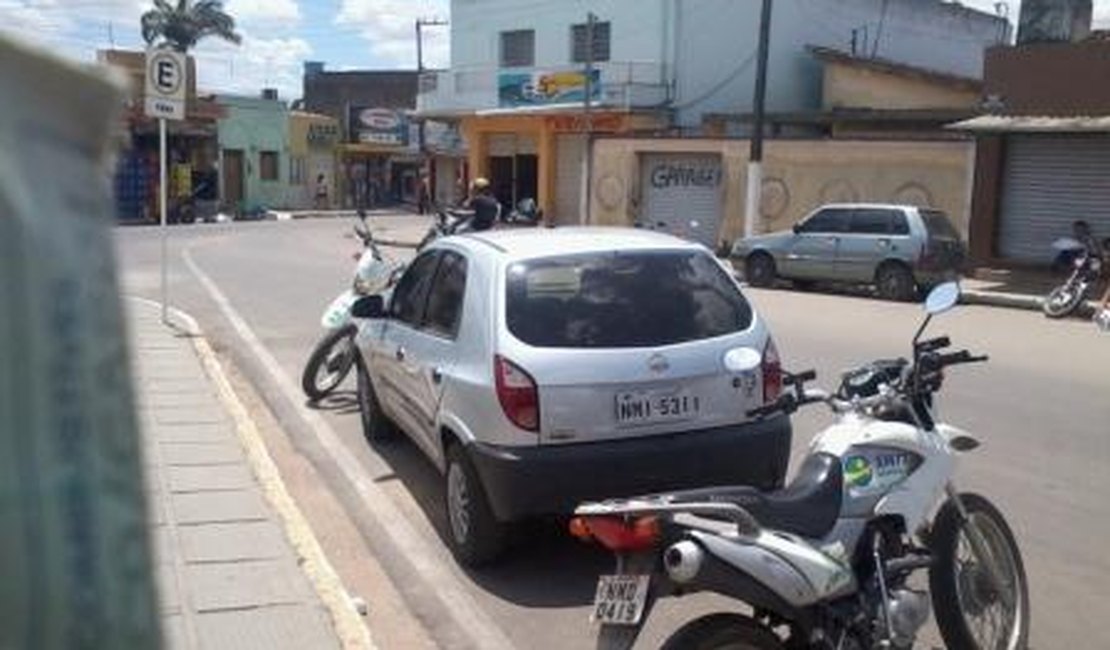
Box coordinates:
[640,153,723,247]
[555,134,586,225]
[999,135,1110,262]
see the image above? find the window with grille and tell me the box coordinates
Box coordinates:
[500,29,535,67]
[571,21,610,63]
[259,151,279,181]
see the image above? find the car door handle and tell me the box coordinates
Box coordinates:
[395,346,406,362]
[431,367,443,384]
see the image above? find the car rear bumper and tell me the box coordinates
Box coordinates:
[466,416,792,521]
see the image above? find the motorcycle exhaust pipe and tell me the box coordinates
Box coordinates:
[664,540,704,584]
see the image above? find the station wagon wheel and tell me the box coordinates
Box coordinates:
[745,253,777,288]
[356,357,395,443]
[875,262,916,302]
[444,443,507,567]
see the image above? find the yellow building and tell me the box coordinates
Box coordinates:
[460,110,662,225]
[287,111,339,210]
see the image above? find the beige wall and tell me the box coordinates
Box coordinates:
[823,63,980,110]
[590,138,974,247]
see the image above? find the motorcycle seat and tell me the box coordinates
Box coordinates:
[667,453,843,540]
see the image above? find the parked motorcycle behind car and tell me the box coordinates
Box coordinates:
[417,204,472,249]
[573,282,1029,650]
[503,197,544,226]
[1043,236,1104,318]
[301,211,404,401]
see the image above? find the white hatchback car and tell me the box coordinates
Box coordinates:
[350,228,792,566]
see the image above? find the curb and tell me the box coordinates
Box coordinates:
[127,297,377,650]
[961,289,1100,313]
[960,290,1043,311]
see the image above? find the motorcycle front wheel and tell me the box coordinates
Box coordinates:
[659,613,783,650]
[1042,281,1086,318]
[929,493,1030,650]
[301,324,358,401]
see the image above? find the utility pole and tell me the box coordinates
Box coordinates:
[744,0,773,239]
[582,11,598,223]
[415,18,448,166]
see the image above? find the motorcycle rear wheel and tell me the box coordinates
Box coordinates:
[929,493,1030,650]
[659,613,783,650]
[301,324,357,401]
[1042,282,1085,318]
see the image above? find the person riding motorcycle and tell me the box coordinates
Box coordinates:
[462,177,500,232]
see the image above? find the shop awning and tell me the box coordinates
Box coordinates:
[949,115,1110,132]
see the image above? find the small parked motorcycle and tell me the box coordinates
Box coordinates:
[503,197,543,226]
[1043,238,1103,318]
[301,211,404,401]
[572,282,1028,650]
[417,205,471,249]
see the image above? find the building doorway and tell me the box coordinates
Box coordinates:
[222,149,244,211]
[487,153,538,214]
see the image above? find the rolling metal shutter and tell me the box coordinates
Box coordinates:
[640,153,723,247]
[555,134,586,225]
[999,135,1110,262]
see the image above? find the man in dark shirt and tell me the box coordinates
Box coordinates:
[467,177,500,232]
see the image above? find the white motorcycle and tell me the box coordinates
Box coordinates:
[301,212,404,401]
[572,282,1029,650]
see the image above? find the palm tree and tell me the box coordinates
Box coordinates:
[141,0,241,52]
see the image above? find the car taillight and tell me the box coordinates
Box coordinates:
[494,355,539,431]
[762,339,782,404]
[919,242,937,269]
[569,516,661,552]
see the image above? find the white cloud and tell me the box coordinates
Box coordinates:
[225,0,300,28]
[335,0,449,68]
[193,30,311,100]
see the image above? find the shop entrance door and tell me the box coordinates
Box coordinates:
[489,156,514,211]
[222,149,244,210]
[487,154,538,215]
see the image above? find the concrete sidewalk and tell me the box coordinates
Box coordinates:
[129,299,355,650]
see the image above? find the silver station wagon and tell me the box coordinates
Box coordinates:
[732,204,966,301]
[350,228,792,566]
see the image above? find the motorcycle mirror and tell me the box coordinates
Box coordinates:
[351,295,386,320]
[924,281,960,315]
[723,347,762,374]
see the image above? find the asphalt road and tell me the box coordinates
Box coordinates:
[115,217,1110,649]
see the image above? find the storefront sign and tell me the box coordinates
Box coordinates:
[498,69,601,108]
[649,163,722,189]
[547,113,625,133]
[349,107,409,146]
[307,122,339,147]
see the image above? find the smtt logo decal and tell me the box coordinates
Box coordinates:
[843,456,873,488]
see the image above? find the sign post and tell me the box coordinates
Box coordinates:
[145,48,187,324]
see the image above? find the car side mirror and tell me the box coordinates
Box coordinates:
[351,295,386,319]
[792,223,801,234]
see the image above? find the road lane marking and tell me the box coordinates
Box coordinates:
[180,248,515,650]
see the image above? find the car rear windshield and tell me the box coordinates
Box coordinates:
[505,250,753,348]
[920,209,960,240]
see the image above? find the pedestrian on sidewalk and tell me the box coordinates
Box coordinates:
[314,174,329,210]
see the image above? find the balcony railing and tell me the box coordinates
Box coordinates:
[418,61,670,115]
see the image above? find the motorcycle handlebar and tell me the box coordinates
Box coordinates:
[915,336,951,353]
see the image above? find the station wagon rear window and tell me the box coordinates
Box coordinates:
[505,250,753,348]
[920,209,960,240]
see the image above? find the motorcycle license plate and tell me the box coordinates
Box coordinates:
[591,574,650,625]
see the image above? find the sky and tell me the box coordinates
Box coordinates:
[0,0,1106,102]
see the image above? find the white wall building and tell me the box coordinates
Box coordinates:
[418,0,1008,223]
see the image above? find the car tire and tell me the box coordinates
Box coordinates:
[875,262,916,302]
[355,357,395,443]
[444,443,507,567]
[745,253,777,288]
